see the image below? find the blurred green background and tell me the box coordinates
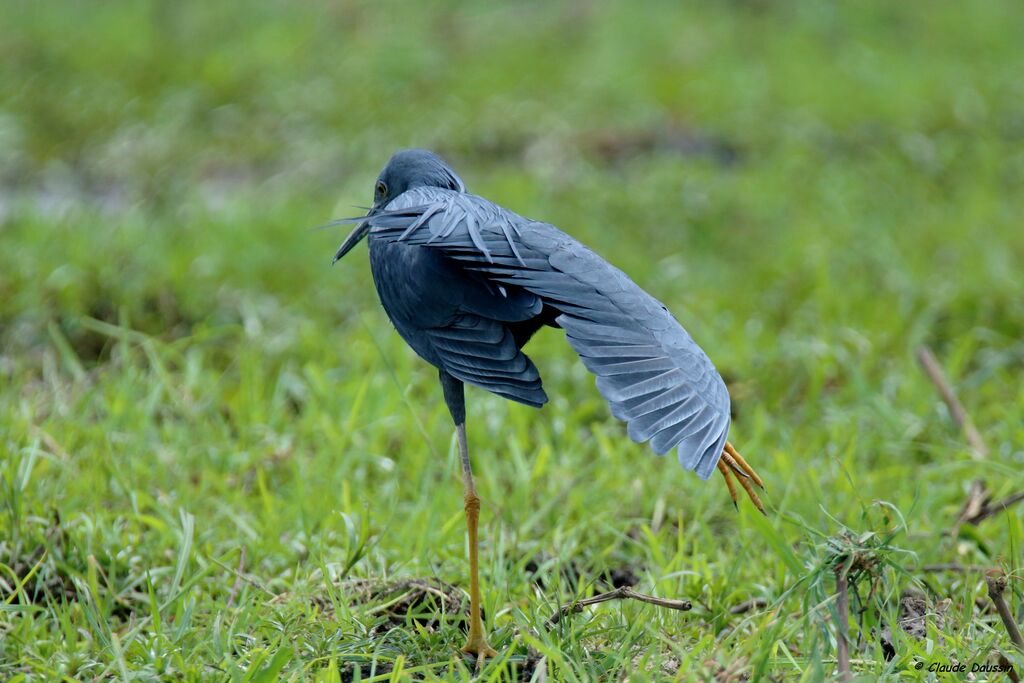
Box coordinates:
[2,1,1022,680]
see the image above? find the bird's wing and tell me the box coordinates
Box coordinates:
[370,241,548,408]
[427,313,548,408]
[367,187,731,479]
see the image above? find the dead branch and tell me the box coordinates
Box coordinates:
[916,346,987,458]
[951,480,1024,537]
[835,566,852,681]
[998,653,1022,683]
[920,563,989,573]
[548,586,691,626]
[951,479,989,539]
[987,573,1024,651]
[968,492,1024,525]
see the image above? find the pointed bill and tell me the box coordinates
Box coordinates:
[332,220,370,263]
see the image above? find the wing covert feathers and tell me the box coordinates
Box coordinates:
[428,315,548,408]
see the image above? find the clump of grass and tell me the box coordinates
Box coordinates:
[762,501,916,679]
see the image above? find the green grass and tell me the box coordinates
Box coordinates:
[2,0,1023,680]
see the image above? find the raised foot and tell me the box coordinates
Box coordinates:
[460,634,498,660]
[717,441,767,514]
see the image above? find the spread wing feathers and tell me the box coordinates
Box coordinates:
[428,314,548,407]
[367,187,730,479]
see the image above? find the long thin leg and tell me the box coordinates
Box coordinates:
[457,422,497,659]
[439,371,497,659]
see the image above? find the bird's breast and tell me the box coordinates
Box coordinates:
[367,238,453,368]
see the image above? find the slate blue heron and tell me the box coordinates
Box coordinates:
[332,149,765,658]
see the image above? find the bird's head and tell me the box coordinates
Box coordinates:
[374,149,465,205]
[333,149,465,263]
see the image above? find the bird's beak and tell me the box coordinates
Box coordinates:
[332,220,370,263]
[332,203,380,264]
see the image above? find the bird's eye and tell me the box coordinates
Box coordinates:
[375,181,387,198]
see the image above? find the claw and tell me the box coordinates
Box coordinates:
[719,442,767,515]
[717,460,740,510]
[724,442,764,489]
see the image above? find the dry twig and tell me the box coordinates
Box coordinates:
[916,346,988,458]
[987,573,1024,651]
[999,654,1022,683]
[834,566,852,681]
[967,492,1024,525]
[920,563,988,574]
[952,479,989,538]
[951,480,1024,537]
[548,586,691,626]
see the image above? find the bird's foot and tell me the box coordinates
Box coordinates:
[461,633,498,663]
[718,441,766,514]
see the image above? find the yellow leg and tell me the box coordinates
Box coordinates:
[718,441,767,515]
[724,441,764,489]
[457,423,497,660]
[717,459,740,510]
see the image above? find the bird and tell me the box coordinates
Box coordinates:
[332,148,765,659]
